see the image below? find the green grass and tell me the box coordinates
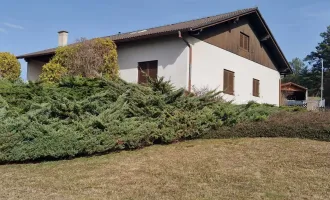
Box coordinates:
[1,138,330,200]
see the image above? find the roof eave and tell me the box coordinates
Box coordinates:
[281,82,308,90]
[254,9,292,74]
[190,9,258,31]
[16,29,191,59]
[16,52,55,59]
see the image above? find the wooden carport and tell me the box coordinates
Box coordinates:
[281,82,308,106]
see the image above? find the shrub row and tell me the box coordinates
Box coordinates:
[203,111,330,141]
[0,77,283,163]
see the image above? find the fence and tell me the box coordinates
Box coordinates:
[283,99,326,111]
[285,100,307,107]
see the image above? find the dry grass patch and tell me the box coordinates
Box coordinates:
[1,138,330,200]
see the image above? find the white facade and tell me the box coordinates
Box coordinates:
[27,60,46,81]
[188,37,280,105]
[26,36,189,89]
[26,36,280,106]
[117,36,189,89]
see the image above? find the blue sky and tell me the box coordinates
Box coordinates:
[0,0,329,79]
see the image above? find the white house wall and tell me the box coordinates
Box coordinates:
[27,60,46,81]
[25,36,281,106]
[117,36,189,89]
[188,37,280,106]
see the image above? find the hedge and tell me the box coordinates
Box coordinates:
[203,111,330,141]
[0,77,284,163]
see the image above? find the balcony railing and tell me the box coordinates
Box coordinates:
[285,100,307,106]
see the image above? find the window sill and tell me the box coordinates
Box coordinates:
[239,47,249,52]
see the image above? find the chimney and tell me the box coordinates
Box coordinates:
[58,30,68,46]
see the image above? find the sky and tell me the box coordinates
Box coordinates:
[0,0,329,80]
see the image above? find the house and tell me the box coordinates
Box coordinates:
[17,7,292,106]
[281,82,308,107]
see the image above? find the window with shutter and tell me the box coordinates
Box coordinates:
[138,60,158,84]
[253,79,260,97]
[240,33,244,49]
[223,69,235,95]
[240,32,249,51]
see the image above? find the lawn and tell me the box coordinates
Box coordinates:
[1,138,330,200]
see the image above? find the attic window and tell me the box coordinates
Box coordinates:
[240,32,249,51]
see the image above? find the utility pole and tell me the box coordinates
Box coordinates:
[321,58,324,107]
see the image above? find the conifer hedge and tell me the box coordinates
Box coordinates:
[0,77,296,163]
[203,111,330,142]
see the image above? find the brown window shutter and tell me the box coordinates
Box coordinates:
[245,35,249,51]
[244,36,248,50]
[138,62,148,84]
[257,79,259,96]
[254,80,257,96]
[224,69,234,95]
[253,79,259,97]
[229,72,234,95]
[138,60,158,84]
[223,70,228,94]
[252,79,256,96]
[148,60,158,81]
[240,33,244,48]
[240,33,249,51]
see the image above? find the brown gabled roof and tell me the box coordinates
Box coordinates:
[16,7,291,73]
[281,82,308,91]
[16,7,258,59]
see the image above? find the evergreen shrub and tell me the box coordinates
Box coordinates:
[0,77,299,163]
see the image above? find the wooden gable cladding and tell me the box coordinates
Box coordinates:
[194,17,277,71]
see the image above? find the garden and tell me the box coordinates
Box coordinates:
[0,38,329,163]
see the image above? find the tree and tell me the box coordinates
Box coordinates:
[305,26,330,101]
[282,58,306,84]
[305,26,330,72]
[299,67,321,96]
[40,37,119,83]
[0,52,21,80]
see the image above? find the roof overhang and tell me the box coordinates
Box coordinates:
[16,30,190,60]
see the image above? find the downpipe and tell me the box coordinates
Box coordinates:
[178,31,192,92]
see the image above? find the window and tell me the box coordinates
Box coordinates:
[138,60,158,84]
[240,32,249,51]
[223,69,235,95]
[253,79,260,97]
